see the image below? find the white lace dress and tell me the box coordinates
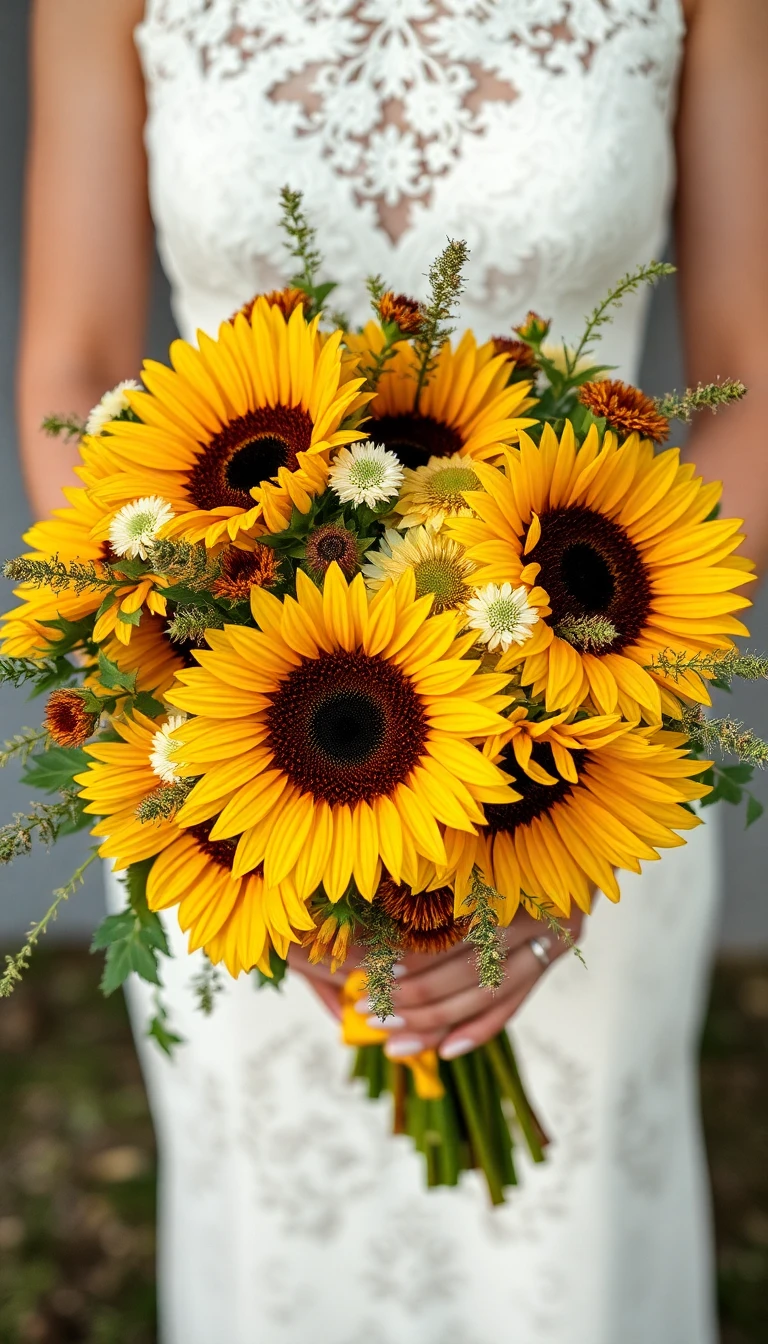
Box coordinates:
[109,3,721,1340]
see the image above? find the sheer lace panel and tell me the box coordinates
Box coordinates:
[140,0,683,243]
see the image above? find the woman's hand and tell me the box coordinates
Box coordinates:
[291,908,584,1051]
[378,909,584,1059]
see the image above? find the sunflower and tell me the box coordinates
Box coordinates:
[392,453,485,530]
[166,564,519,902]
[0,484,168,656]
[446,422,755,718]
[374,876,472,953]
[99,613,194,700]
[361,526,477,614]
[345,323,537,469]
[443,710,711,923]
[75,711,311,976]
[84,301,370,547]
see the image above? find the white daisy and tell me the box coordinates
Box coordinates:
[85,379,141,437]
[149,714,187,785]
[108,496,175,561]
[465,582,540,653]
[328,442,404,509]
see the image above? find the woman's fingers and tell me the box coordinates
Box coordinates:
[300,973,344,1021]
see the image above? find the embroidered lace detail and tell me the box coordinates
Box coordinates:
[140,1,683,244]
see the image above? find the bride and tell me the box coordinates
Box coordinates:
[17,2,768,1341]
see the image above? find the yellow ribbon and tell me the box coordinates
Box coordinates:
[341,969,445,1101]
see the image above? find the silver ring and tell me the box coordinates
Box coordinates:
[529,935,553,969]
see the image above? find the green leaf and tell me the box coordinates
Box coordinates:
[719,763,754,785]
[746,794,765,828]
[91,910,136,950]
[92,857,171,994]
[97,650,137,694]
[21,746,89,792]
[117,606,142,627]
[253,947,288,989]
[130,692,167,719]
[147,1012,183,1056]
[37,614,95,656]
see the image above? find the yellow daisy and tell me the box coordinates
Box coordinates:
[166,564,519,902]
[446,422,755,719]
[361,526,477,614]
[392,453,485,530]
[444,710,711,923]
[345,323,537,469]
[85,300,370,548]
[75,712,312,976]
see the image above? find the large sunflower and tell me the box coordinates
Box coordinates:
[446,422,755,718]
[166,564,519,901]
[0,484,168,656]
[345,324,536,469]
[75,712,312,975]
[443,710,711,923]
[85,299,370,547]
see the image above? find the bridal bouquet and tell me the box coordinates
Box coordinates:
[1,190,766,1204]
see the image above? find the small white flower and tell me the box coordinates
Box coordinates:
[85,379,141,437]
[108,496,175,560]
[149,714,187,784]
[328,442,404,509]
[466,583,540,653]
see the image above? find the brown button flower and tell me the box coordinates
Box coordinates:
[211,544,279,601]
[378,291,424,335]
[44,689,98,748]
[232,287,311,324]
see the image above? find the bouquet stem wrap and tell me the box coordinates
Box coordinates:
[342,971,547,1203]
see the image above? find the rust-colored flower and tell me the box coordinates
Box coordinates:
[304,523,359,579]
[44,689,98,748]
[491,336,539,372]
[212,544,279,600]
[303,911,353,973]
[232,287,311,324]
[578,378,670,444]
[378,291,424,336]
[375,878,472,954]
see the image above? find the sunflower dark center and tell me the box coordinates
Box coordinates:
[372,413,463,470]
[485,742,584,834]
[316,534,348,562]
[188,820,239,871]
[185,405,313,511]
[163,629,200,669]
[526,505,651,651]
[266,650,428,806]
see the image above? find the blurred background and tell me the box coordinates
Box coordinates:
[0,2,766,1341]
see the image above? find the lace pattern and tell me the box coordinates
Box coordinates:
[137,0,684,347]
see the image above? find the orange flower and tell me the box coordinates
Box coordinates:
[44,690,98,747]
[211,544,279,601]
[578,379,669,444]
[378,291,424,335]
[233,287,310,323]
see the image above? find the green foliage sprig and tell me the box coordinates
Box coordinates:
[166,605,223,646]
[144,539,221,589]
[464,869,506,991]
[41,412,87,441]
[649,648,768,687]
[356,898,401,1020]
[412,239,469,409]
[0,654,77,692]
[655,378,747,423]
[682,706,768,767]
[0,727,50,769]
[278,185,336,317]
[3,555,118,595]
[0,848,99,997]
[191,960,224,1015]
[523,892,587,968]
[0,789,85,864]
[556,614,618,652]
[135,779,194,824]
[91,858,171,996]
[565,260,675,378]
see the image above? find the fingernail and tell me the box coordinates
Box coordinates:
[367,1014,405,1030]
[439,1038,474,1060]
[393,963,408,979]
[385,1038,424,1058]
[354,997,372,1015]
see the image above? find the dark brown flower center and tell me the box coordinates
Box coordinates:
[185,406,313,511]
[305,524,358,577]
[372,414,463,470]
[375,877,471,953]
[526,505,651,650]
[266,650,428,806]
[188,820,239,871]
[485,742,584,834]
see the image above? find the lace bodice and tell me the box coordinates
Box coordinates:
[136,0,684,374]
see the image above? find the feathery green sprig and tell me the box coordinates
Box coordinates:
[649,648,768,685]
[165,606,223,646]
[566,260,675,377]
[0,848,99,997]
[135,779,194,824]
[412,239,469,408]
[464,869,506,991]
[3,555,120,594]
[556,614,618,652]
[655,378,747,423]
[191,960,224,1015]
[144,539,221,589]
[0,789,84,864]
[41,412,87,441]
[682,706,768,767]
[0,727,50,769]
[279,185,323,293]
[358,901,401,1020]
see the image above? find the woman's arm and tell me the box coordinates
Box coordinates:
[676,0,768,571]
[18,0,151,520]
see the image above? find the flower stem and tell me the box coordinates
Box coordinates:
[485,1032,548,1163]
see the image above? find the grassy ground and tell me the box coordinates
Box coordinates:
[0,950,766,1343]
